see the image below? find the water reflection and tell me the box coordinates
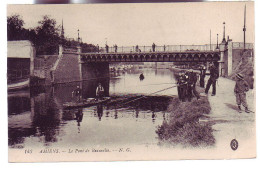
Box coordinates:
[97,104,103,121]
[8,68,179,148]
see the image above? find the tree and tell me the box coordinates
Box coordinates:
[33,15,61,55]
[7,14,25,40]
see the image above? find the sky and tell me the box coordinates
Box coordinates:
[7,2,254,47]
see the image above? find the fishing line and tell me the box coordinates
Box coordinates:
[118,85,177,107]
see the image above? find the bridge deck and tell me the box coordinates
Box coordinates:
[63,50,221,63]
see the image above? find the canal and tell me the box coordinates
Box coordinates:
[8,68,178,149]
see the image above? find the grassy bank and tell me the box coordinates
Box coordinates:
[156,71,215,147]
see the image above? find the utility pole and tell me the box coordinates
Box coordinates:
[210,29,211,51]
[243,4,246,51]
[216,34,219,49]
[77,29,80,43]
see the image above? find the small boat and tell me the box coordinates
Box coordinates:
[8,79,29,91]
[63,97,111,110]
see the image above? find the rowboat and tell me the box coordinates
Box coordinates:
[8,79,29,91]
[63,97,111,110]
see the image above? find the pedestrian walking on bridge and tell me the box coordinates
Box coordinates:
[234,73,250,113]
[114,44,118,53]
[152,43,156,52]
[105,44,109,53]
[136,45,139,52]
[97,44,99,53]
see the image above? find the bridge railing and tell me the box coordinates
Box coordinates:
[232,42,254,49]
[98,44,219,54]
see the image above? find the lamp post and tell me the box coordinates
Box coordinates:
[243,4,246,51]
[77,29,80,43]
[222,22,226,43]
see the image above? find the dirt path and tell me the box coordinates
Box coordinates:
[202,77,256,158]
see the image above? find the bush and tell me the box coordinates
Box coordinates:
[156,96,215,147]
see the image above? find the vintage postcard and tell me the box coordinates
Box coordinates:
[7,2,255,162]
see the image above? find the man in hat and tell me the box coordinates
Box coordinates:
[205,62,219,96]
[199,64,206,88]
[177,71,188,102]
[186,69,200,101]
[72,86,82,102]
[96,83,105,100]
[234,73,250,113]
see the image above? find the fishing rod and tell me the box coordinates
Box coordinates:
[127,83,176,88]
[118,85,177,107]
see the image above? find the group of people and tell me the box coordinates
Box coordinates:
[72,83,105,102]
[176,62,219,102]
[177,62,250,113]
[103,43,158,53]
[177,69,200,102]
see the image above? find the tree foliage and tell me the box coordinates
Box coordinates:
[7,14,26,40]
[7,14,98,55]
[33,15,61,55]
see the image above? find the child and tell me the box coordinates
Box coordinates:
[234,73,250,113]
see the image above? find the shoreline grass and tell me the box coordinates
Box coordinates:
[156,70,215,147]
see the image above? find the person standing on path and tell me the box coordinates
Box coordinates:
[234,73,250,113]
[186,70,200,101]
[177,71,188,102]
[205,63,219,96]
[199,65,206,88]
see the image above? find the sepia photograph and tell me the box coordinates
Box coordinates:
[7,1,256,162]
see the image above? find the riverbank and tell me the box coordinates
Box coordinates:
[156,83,214,147]
[156,70,255,153]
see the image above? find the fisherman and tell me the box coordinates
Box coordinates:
[139,73,145,81]
[177,71,188,102]
[199,64,206,88]
[96,83,105,100]
[234,73,250,113]
[186,69,200,101]
[205,62,219,96]
[72,86,82,102]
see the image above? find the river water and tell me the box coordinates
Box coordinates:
[8,68,178,149]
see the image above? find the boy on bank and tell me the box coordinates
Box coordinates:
[234,73,250,113]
